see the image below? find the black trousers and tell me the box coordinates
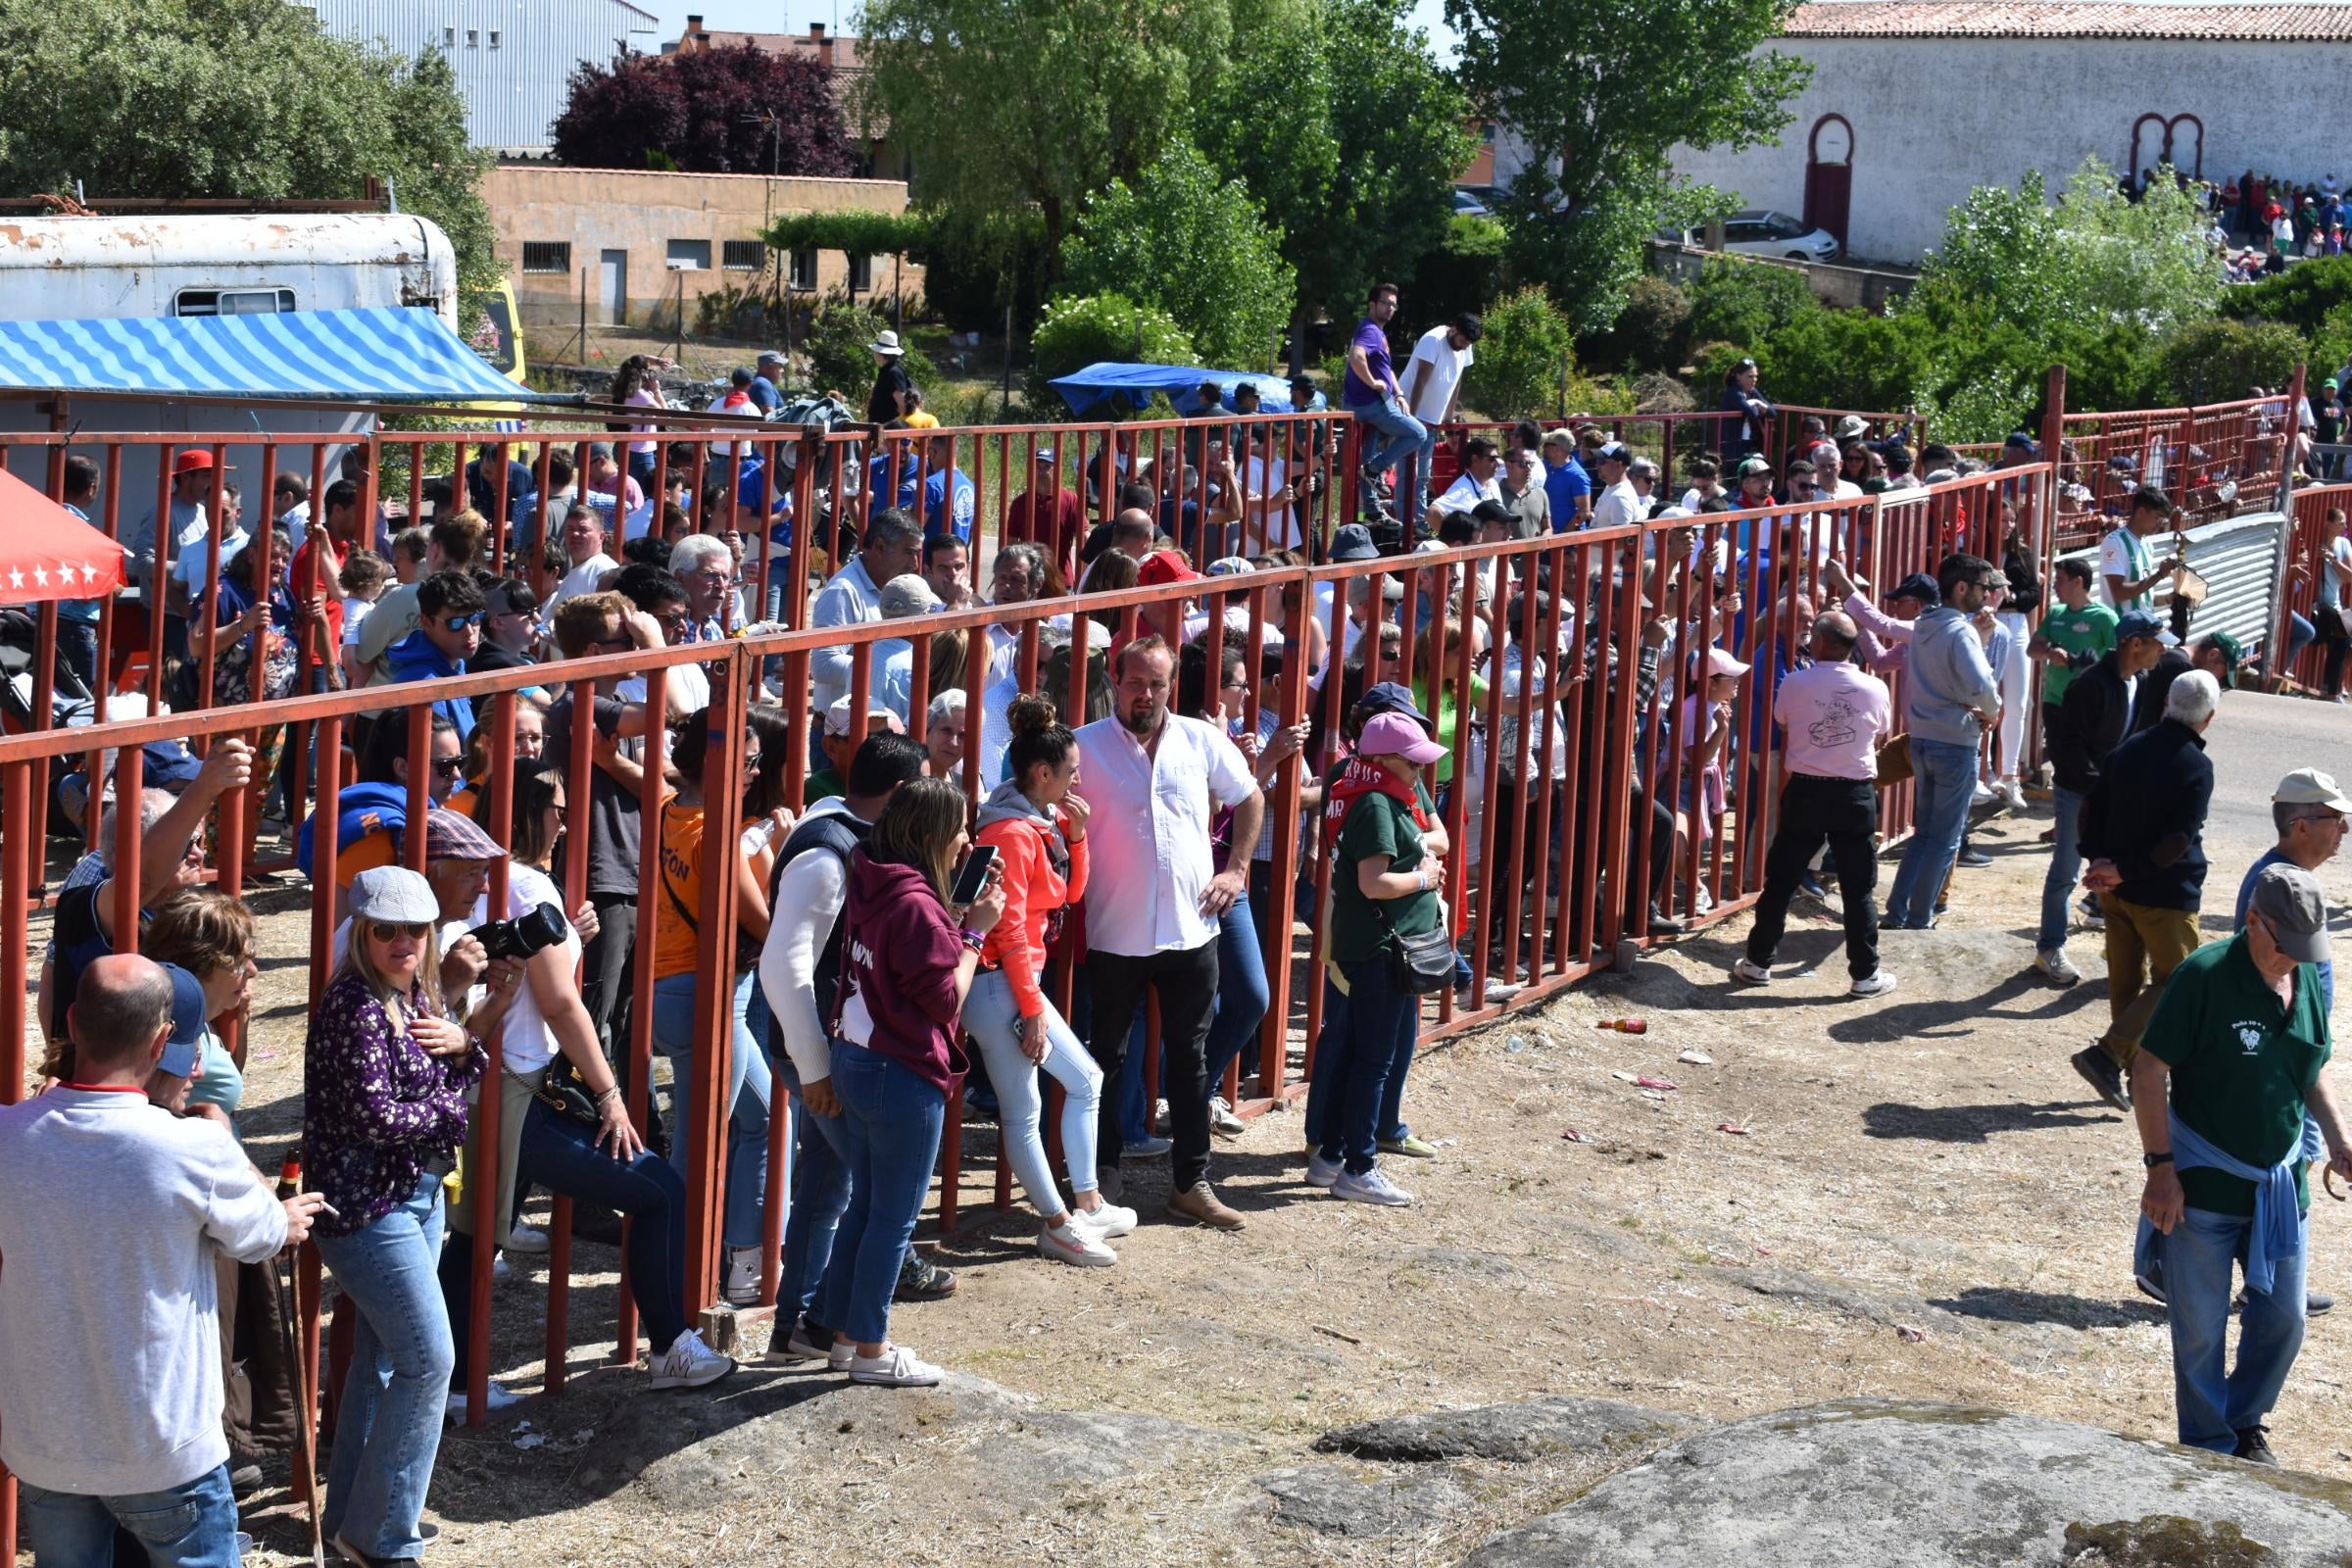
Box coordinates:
[1087,939,1219,1193]
[1745,772,1881,980]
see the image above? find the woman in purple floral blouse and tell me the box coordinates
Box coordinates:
[303,866,482,1568]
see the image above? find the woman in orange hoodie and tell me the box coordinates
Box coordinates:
[967,695,1138,1265]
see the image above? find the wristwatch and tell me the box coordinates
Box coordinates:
[2143,1152,2174,1169]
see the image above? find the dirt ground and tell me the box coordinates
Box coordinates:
[19,694,2352,1566]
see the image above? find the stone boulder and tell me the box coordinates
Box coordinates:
[1318,1394,1695,1464]
[1461,1399,2352,1568]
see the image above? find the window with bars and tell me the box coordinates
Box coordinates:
[721,239,766,271]
[520,242,570,274]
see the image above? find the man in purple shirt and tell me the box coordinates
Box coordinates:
[1732,610,1896,997]
[1342,282,1436,534]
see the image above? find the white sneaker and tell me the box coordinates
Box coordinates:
[1153,1097,1170,1133]
[1970,781,1997,808]
[1332,1165,1414,1206]
[723,1245,763,1307]
[1040,1220,1118,1267]
[1998,779,2028,812]
[2034,948,2082,986]
[1209,1096,1246,1137]
[849,1345,943,1387]
[1731,957,1773,985]
[2078,895,2105,930]
[828,1337,857,1371]
[491,1252,514,1284]
[649,1329,735,1391]
[1849,970,1898,999]
[1479,977,1526,1003]
[503,1223,550,1256]
[1071,1200,1138,1239]
[1692,883,1716,914]
[1305,1152,1343,1189]
[1121,1135,1173,1160]
[444,1379,525,1423]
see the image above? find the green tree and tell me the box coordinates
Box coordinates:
[856,0,1232,260]
[1459,286,1580,418]
[1685,256,1818,356]
[1446,0,1807,332]
[0,0,497,297]
[1059,140,1295,369]
[1404,217,1510,337]
[804,301,936,401]
[1196,0,1474,368]
[2150,318,2305,407]
[1026,294,1198,413]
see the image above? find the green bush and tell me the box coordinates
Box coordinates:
[1601,272,1693,373]
[1689,340,1750,394]
[1459,285,1580,420]
[1025,293,1198,416]
[1403,216,1508,335]
[1760,307,1934,416]
[2151,318,2306,406]
[1685,256,1817,355]
[2231,255,2352,335]
[804,300,935,401]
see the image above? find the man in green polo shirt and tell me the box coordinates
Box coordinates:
[2027,559,2116,734]
[2132,863,2352,1461]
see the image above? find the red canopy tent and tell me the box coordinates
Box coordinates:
[0,463,126,604]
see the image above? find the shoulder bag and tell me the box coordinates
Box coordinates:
[1374,896,1457,995]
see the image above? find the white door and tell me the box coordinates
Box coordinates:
[599,249,628,325]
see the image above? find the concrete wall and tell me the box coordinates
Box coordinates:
[483,165,924,331]
[1649,243,1915,313]
[1656,37,2352,266]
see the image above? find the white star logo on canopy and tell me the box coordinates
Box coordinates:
[30,564,46,587]
[5,568,21,590]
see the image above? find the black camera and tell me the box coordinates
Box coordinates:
[469,903,569,963]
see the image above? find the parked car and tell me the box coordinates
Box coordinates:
[1452,186,1494,219]
[1661,209,1842,263]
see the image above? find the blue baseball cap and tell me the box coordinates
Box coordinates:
[2115,609,2166,642]
[158,962,207,1079]
[1357,680,1435,734]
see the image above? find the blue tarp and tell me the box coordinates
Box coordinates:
[0,307,571,404]
[1049,362,1326,418]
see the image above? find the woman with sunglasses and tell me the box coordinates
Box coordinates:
[440,762,734,1415]
[304,866,483,1568]
[650,707,787,1307]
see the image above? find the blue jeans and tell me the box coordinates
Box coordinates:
[819,1039,947,1347]
[315,1171,452,1561]
[654,969,771,1250]
[1886,737,1979,928]
[1350,400,1434,528]
[627,450,658,492]
[770,1048,853,1328]
[1322,955,1418,1175]
[1302,971,1350,1153]
[2163,1205,2310,1452]
[1203,896,1271,1095]
[19,1464,239,1568]
[56,618,99,695]
[2288,610,2317,666]
[2036,785,2085,954]
[520,1099,691,1352]
[963,969,1103,1217]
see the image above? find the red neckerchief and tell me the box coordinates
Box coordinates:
[1323,756,1428,854]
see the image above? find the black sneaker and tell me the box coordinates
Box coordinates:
[894,1252,957,1302]
[2312,1291,2335,1315]
[2134,1259,2166,1305]
[1955,848,1993,868]
[2070,1047,2131,1112]
[2232,1425,2278,1465]
[1645,906,1687,935]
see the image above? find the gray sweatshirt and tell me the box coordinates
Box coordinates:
[0,1091,286,1494]
[1903,606,2001,747]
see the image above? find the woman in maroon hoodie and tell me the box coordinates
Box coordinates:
[820,776,1005,1386]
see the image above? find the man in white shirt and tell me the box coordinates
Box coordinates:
[125,451,214,589]
[544,506,619,616]
[168,480,248,618]
[1399,314,1483,427]
[1429,436,1504,520]
[757,732,926,1361]
[0,955,321,1563]
[1589,442,1642,531]
[2102,484,2182,612]
[810,507,923,716]
[1074,635,1262,1232]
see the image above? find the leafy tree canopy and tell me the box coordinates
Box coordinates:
[553,42,858,177]
[1445,0,1807,331]
[0,0,498,294]
[1059,139,1295,369]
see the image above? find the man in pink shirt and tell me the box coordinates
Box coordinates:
[1732,610,1897,997]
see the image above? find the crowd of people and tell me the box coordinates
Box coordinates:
[7,302,2350,1564]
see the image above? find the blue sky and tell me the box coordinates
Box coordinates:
[637,0,1462,60]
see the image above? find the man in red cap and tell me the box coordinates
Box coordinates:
[127,450,218,592]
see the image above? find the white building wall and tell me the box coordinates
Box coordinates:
[1667,35,2352,265]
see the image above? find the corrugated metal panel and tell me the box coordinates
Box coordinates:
[298,0,652,153]
[2055,510,2288,654]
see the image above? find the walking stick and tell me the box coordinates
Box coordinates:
[275,1148,328,1568]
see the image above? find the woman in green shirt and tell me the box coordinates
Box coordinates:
[1312,712,1450,1208]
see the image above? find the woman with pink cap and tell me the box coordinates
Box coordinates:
[1311,711,1452,1207]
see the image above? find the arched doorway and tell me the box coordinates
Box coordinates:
[1803,114,1854,254]
[2130,113,2204,185]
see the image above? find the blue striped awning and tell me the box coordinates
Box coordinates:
[0,307,571,404]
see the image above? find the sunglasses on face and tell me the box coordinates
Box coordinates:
[368,921,429,943]
[438,613,483,633]
[429,757,466,776]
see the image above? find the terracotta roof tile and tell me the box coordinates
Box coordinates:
[1786,3,2352,41]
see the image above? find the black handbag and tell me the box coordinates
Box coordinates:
[527,1059,603,1129]
[1376,899,1457,995]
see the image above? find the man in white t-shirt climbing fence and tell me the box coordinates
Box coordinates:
[1400,314,1482,432]
[2103,484,2185,612]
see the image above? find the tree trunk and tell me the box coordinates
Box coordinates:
[1287,299,1316,378]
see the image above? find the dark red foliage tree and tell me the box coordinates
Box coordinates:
[551,43,858,176]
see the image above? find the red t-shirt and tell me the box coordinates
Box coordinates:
[289,534,344,672]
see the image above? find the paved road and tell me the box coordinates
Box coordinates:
[2199,689,2352,880]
